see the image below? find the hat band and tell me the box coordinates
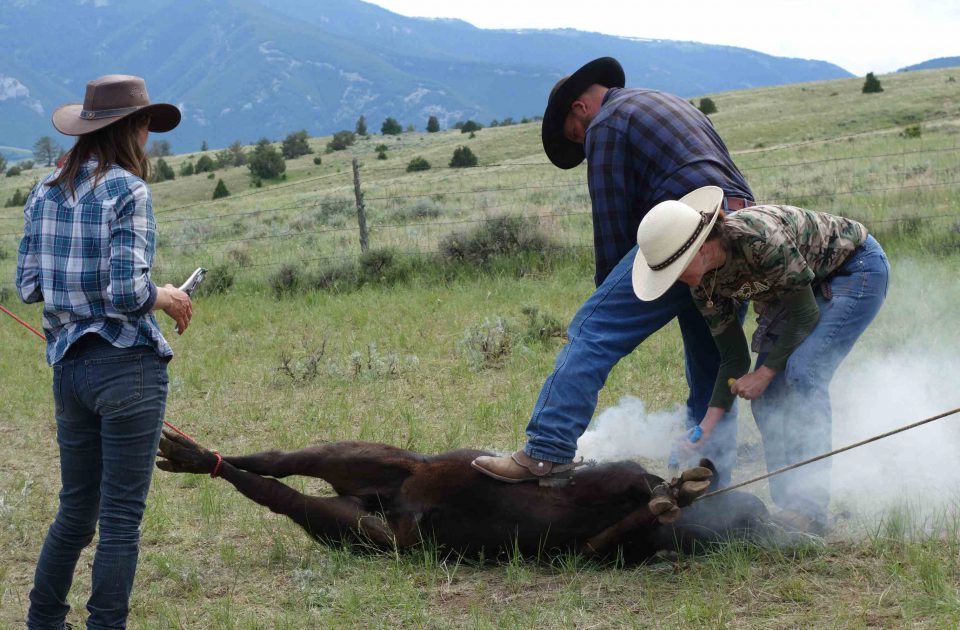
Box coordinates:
[79,105,142,120]
[648,213,709,271]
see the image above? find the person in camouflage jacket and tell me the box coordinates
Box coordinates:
[632,186,889,534]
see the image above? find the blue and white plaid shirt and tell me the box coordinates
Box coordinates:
[584,88,754,286]
[16,159,171,365]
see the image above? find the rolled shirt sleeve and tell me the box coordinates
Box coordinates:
[109,180,158,315]
[16,188,43,304]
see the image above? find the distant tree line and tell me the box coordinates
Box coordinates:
[5,112,544,183]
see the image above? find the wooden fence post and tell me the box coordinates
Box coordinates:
[352,158,369,254]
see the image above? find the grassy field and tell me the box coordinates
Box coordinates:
[1,67,960,628]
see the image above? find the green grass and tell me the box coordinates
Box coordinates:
[2,253,959,627]
[1,67,960,627]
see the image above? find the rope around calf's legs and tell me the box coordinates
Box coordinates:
[211,451,223,478]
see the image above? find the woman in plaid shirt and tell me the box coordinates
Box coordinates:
[17,75,191,629]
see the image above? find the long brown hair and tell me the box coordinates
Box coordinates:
[47,113,152,198]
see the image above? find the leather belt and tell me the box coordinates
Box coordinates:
[723,196,755,211]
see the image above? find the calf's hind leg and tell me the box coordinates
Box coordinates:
[157,431,419,496]
[156,433,396,547]
[219,465,396,548]
[223,440,421,497]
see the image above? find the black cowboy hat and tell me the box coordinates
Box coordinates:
[541,57,625,169]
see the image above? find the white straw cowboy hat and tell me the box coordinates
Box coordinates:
[541,57,625,169]
[52,74,180,136]
[632,186,725,301]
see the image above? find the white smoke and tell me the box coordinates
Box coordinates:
[830,352,960,516]
[573,257,960,527]
[575,396,684,463]
[827,255,960,522]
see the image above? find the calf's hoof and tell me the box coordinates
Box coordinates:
[674,466,713,504]
[680,466,713,482]
[156,429,218,475]
[648,483,682,524]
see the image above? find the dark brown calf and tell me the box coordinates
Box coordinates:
[156,431,768,564]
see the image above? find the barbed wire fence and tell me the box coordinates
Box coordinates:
[1,138,958,294]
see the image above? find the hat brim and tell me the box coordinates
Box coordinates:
[632,187,725,301]
[541,57,625,169]
[52,102,181,136]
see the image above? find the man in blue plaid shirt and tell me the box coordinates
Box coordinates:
[473,57,754,486]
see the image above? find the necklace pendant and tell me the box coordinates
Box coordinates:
[706,299,714,308]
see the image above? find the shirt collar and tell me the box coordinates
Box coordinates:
[601,87,620,107]
[585,88,622,142]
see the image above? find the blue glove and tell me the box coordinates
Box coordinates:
[688,425,704,443]
[668,425,704,470]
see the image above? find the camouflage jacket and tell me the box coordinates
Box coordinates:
[691,205,867,349]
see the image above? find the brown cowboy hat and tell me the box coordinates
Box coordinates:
[541,57,625,169]
[52,74,181,136]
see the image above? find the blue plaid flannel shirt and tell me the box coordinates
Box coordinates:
[584,88,754,286]
[16,159,171,365]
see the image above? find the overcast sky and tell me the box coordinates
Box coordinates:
[365,0,959,76]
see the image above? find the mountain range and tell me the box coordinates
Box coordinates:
[1,0,854,154]
[899,57,960,72]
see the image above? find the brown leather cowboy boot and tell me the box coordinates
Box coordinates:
[471,450,580,483]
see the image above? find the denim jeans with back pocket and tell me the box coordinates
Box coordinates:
[28,336,168,630]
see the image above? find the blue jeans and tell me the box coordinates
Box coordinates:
[752,235,889,519]
[523,245,740,485]
[28,336,168,630]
